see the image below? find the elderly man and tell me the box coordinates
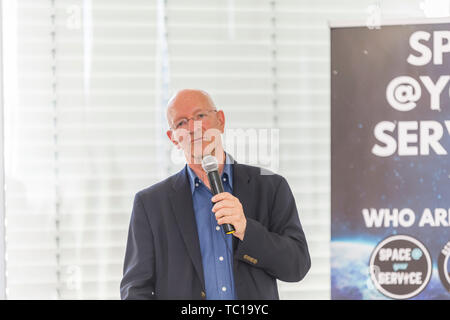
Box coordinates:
[120,89,310,300]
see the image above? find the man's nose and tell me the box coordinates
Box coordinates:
[188,119,203,133]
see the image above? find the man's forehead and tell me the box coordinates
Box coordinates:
[169,90,212,108]
[167,89,215,119]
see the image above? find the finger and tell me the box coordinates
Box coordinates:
[211,199,235,212]
[214,208,235,220]
[217,215,235,226]
[211,192,233,203]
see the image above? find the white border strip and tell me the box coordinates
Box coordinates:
[329,17,450,29]
[0,0,6,300]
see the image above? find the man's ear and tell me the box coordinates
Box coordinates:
[216,110,225,134]
[167,129,180,148]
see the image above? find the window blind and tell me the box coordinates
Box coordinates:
[2,0,428,299]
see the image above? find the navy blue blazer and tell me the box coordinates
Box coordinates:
[120,160,311,300]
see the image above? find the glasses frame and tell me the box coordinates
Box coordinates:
[171,109,218,130]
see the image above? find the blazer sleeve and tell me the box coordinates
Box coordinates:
[120,192,156,299]
[235,176,311,282]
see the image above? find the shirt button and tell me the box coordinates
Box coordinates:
[221,286,227,292]
[223,177,227,182]
[219,256,224,261]
[216,226,220,231]
[195,183,199,187]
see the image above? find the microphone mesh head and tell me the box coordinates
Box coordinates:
[201,155,218,173]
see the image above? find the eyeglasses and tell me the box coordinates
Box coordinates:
[171,109,218,130]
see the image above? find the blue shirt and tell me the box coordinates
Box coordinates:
[186,154,236,300]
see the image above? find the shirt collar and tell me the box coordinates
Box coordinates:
[186,152,233,194]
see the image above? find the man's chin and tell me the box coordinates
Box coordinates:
[185,149,210,165]
[185,145,220,164]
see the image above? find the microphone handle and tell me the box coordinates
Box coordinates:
[207,171,236,235]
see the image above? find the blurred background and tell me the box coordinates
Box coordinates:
[0,0,448,299]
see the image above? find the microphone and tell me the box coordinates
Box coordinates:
[201,155,235,235]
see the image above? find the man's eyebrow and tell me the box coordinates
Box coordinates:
[173,107,210,121]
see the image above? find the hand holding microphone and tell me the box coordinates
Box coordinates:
[202,155,247,240]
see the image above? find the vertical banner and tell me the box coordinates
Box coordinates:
[331,21,450,300]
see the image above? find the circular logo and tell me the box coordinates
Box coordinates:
[438,241,450,292]
[369,235,432,299]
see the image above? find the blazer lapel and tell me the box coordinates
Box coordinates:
[169,166,205,290]
[231,161,252,251]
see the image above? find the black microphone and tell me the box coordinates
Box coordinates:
[202,155,235,235]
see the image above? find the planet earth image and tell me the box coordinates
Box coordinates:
[331,240,450,300]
